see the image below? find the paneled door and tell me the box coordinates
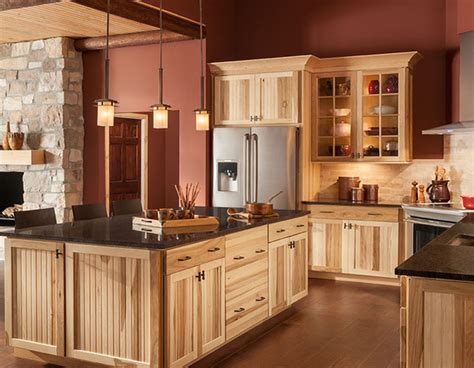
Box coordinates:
[65,243,156,367]
[4,239,65,356]
[199,258,225,355]
[288,232,308,304]
[269,238,289,316]
[310,219,343,272]
[256,71,299,124]
[345,220,399,278]
[110,117,141,201]
[214,75,255,125]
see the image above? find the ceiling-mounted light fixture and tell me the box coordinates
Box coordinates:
[194,0,209,131]
[95,0,118,127]
[151,0,171,129]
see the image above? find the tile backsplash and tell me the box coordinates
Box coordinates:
[317,135,474,203]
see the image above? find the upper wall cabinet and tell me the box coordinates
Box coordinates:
[210,56,315,127]
[311,52,422,163]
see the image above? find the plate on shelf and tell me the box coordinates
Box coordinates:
[369,105,397,115]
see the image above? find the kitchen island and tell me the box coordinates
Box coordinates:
[4,207,309,368]
[396,213,474,367]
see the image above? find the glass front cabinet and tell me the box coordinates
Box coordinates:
[312,67,412,163]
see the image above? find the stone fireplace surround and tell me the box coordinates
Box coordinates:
[0,38,84,223]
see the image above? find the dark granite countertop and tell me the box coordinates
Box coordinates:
[302,198,401,208]
[395,214,474,281]
[5,207,309,250]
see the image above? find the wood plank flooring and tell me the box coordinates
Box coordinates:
[0,261,400,367]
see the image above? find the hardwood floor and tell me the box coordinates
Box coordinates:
[0,261,400,367]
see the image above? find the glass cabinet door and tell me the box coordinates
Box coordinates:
[312,74,354,161]
[361,72,400,160]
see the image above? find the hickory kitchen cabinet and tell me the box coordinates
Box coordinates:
[308,204,402,280]
[311,52,422,163]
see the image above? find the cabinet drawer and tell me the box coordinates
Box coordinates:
[308,205,399,222]
[268,216,308,242]
[165,237,225,274]
[226,281,269,340]
[225,227,268,269]
[226,255,268,301]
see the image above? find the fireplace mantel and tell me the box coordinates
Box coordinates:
[0,150,44,165]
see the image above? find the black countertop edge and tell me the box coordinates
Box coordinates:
[395,214,474,282]
[301,199,401,208]
[5,207,310,251]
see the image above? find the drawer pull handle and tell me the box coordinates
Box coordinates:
[296,224,305,228]
[208,247,221,253]
[276,229,286,233]
[368,213,382,216]
[233,255,245,260]
[319,211,334,214]
[234,307,245,313]
[178,256,192,262]
[255,249,266,254]
[256,296,266,302]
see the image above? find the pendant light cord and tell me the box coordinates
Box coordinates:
[200,0,205,110]
[104,0,110,99]
[159,0,164,105]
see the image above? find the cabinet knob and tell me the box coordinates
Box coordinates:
[55,249,63,259]
[233,255,245,260]
[255,249,266,254]
[208,247,221,253]
[178,255,192,262]
[254,115,260,121]
[250,116,254,122]
[234,307,245,313]
[276,229,286,233]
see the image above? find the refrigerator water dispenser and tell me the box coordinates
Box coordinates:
[217,162,238,192]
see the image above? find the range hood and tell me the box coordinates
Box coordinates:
[423,31,474,135]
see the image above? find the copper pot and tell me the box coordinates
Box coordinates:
[245,202,274,216]
[351,187,365,203]
[338,176,360,200]
[363,184,379,202]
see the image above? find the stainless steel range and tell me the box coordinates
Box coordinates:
[403,203,474,256]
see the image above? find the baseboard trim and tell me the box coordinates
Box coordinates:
[309,270,400,287]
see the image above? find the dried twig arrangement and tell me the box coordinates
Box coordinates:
[175,183,200,210]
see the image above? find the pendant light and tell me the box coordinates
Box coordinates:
[95,0,118,127]
[194,0,209,131]
[151,0,171,129]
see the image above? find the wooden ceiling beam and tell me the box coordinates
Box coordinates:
[74,30,192,51]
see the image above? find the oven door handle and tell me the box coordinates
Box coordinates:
[405,218,453,229]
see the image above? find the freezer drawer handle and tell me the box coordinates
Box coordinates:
[178,256,192,262]
[233,255,245,260]
[255,249,266,254]
[208,247,221,253]
[256,296,266,302]
[234,307,245,313]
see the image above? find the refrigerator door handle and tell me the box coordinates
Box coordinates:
[243,133,250,203]
[251,133,258,202]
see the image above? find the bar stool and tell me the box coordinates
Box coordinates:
[72,203,108,221]
[111,199,143,216]
[15,208,57,230]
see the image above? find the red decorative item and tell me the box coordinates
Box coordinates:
[368,80,379,94]
[461,195,474,209]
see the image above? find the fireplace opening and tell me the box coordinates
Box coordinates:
[0,172,24,226]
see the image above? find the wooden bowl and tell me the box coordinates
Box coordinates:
[7,132,24,150]
[245,202,274,216]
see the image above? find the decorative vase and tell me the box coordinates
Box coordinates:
[7,132,25,150]
[2,121,11,150]
[427,180,451,203]
[368,80,380,95]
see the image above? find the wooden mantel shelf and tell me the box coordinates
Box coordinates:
[0,150,45,165]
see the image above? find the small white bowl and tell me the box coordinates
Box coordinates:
[371,105,397,115]
[330,108,351,117]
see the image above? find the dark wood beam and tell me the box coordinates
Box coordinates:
[0,0,60,11]
[70,0,205,39]
[74,30,192,51]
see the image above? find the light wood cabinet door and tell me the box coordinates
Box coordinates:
[256,71,299,124]
[288,232,308,304]
[5,239,65,356]
[214,75,254,126]
[65,244,159,367]
[199,258,225,355]
[269,238,289,316]
[167,266,199,368]
[309,219,343,272]
[344,220,399,278]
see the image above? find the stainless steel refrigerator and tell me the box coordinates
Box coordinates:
[212,127,298,210]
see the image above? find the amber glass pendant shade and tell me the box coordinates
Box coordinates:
[195,109,210,131]
[152,105,170,129]
[96,100,117,127]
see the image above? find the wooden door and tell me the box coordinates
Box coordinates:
[345,220,399,278]
[406,277,474,367]
[167,266,199,368]
[214,75,254,126]
[269,238,289,316]
[309,219,343,272]
[65,243,157,367]
[199,258,225,355]
[110,117,141,201]
[256,71,299,124]
[288,232,308,304]
[4,239,65,356]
